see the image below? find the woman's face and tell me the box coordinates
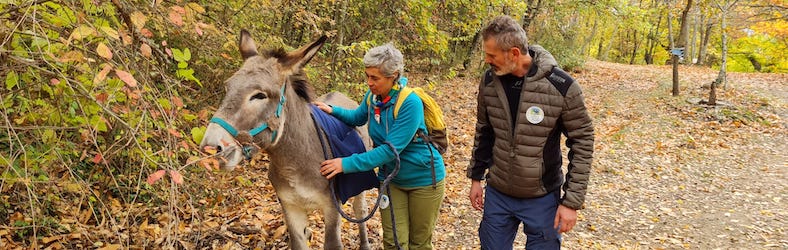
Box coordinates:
[365,67,396,96]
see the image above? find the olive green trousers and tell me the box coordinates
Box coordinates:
[380,180,445,250]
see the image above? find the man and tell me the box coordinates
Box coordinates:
[467,15,594,249]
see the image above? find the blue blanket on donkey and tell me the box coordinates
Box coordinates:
[309,105,379,204]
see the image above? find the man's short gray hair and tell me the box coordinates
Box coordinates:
[481,15,529,52]
[363,43,404,78]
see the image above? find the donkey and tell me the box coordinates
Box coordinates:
[199,30,371,250]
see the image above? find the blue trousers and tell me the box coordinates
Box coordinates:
[479,186,561,250]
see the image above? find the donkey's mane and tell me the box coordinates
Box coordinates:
[262,48,314,102]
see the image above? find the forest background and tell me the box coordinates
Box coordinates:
[1,0,786,249]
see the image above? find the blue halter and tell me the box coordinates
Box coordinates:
[209,83,287,159]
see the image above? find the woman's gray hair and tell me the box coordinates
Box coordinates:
[363,43,404,78]
[481,15,529,51]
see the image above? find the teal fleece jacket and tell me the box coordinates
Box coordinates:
[331,89,446,188]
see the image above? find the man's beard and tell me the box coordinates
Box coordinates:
[491,55,517,76]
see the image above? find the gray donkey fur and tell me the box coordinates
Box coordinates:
[199,30,371,250]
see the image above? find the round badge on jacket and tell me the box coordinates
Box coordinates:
[526,106,544,124]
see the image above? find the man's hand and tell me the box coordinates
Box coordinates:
[469,180,484,211]
[553,204,577,233]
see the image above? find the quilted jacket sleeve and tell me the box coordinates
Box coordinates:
[560,83,595,210]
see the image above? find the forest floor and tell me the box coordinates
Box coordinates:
[4,61,785,250]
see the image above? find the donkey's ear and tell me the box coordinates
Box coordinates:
[239,30,258,60]
[280,35,328,69]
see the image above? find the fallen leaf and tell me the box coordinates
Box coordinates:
[140,44,152,58]
[200,158,220,171]
[69,25,94,41]
[273,225,287,240]
[130,11,147,29]
[147,170,166,185]
[203,146,217,155]
[68,233,81,240]
[186,3,205,13]
[93,64,112,84]
[97,42,113,60]
[41,235,62,244]
[115,69,138,87]
[140,28,153,38]
[168,8,183,26]
[195,25,203,36]
[95,92,108,103]
[169,170,184,185]
[59,51,84,63]
[92,153,103,164]
[172,96,183,108]
[97,244,121,250]
[168,128,182,138]
[100,26,119,40]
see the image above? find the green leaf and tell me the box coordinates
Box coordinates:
[70,25,95,40]
[177,68,202,86]
[42,129,56,144]
[1,94,12,109]
[178,61,188,69]
[157,98,171,110]
[191,126,206,144]
[172,48,185,62]
[5,71,18,90]
[0,155,8,167]
[181,48,192,61]
[89,115,108,132]
[182,113,198,122]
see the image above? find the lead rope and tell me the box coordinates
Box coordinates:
[310,114,401,226]
[318,95,403,249]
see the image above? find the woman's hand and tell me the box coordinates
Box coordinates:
[320,158,343,179]
[313,101,333,114]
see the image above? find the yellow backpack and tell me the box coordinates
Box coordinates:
[368,86,449,154]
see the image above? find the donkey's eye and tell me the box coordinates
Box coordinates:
[250,93,267,100]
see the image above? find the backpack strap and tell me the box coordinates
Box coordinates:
[392,86,413,119]
[395,87,437,188]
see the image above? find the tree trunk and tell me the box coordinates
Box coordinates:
[747,54,762,71]
[716,1,730,90]
[629,30,639,64]
[673,0,693,96]
[597,38,606,60]
[711,0,740,104]
[463,29,481,70]
[667,11,679,95]
[522,0,544,31]
[689,11,697,64]
[330,0,348,90]
[644,13,663,65]
[696,11,713,66]
[677,0,693,64]
[580,13,599,58]
[603,25,618,61]
[709,78,718,105]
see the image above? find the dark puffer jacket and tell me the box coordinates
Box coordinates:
[466,45,594,210]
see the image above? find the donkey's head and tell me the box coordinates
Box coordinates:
[200,30,327,170]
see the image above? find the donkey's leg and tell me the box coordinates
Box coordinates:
[352,193,371,250]
[281,202,311,250]
[321,202,343,250]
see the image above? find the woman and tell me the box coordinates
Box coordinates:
[314,43,446,250]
